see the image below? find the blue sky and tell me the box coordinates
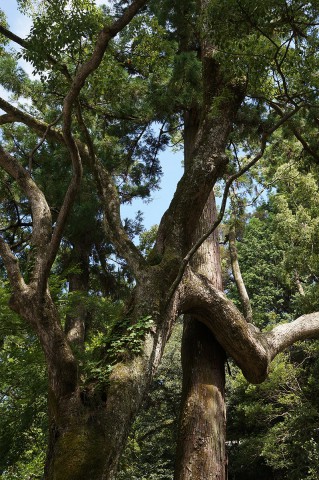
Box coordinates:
[1,0,184,232]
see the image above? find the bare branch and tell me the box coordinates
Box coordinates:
[0,96,65,144]
[0,114,16,125]
[228,215,253,322]
[0,144,52,255]
[0,24,28,49]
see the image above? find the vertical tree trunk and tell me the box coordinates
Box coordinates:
[175,319,226,480]
[175,189,228,480]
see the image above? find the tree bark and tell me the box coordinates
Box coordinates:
[229,220,253,323]
[175,191,227,480]
[175,61,227,477]
[175,319,227,480]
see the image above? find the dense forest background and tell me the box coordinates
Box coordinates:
[1,0,319,479]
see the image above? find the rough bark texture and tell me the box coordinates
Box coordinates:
[175,191,227,480]
[175,320,226,480]
[175,63,227,477]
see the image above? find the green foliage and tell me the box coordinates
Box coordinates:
[0,285,47,479]
[2,0,319,478]
[118,322,182,480]
[0,54,29,96]
[80,304,154,384]
[227,345,319,480]
[139,224,158,257]
[23,1,105,76]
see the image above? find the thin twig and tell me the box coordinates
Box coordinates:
[165,105,302,306]
[28,114,62,172]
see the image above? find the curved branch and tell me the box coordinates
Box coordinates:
[228,212,253,322]
[178,268,269,383]
[265,314,319,360]
[0,237,25,291]
[0,145,52,288]
[0,145,52,253]
[178,268,319,384]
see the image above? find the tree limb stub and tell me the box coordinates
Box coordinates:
[178,268,319,384]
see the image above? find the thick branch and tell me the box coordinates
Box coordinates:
[265,314,319,360]
[0,237,25,290]
[0,145,52,257]
[178,268,319,384]
[0,24,28,48]
[0,97,64,144]
[178,268,269,383]
[0,114,15,125]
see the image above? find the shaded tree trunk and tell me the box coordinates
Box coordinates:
[64,238,91,346]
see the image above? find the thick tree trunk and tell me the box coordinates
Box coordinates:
[175,191,227,479]
[175,100,228,479]
[175,319,226,480]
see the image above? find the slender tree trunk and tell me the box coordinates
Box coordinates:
[229,217,253,323]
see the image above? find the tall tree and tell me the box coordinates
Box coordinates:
[1,1,319,479]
